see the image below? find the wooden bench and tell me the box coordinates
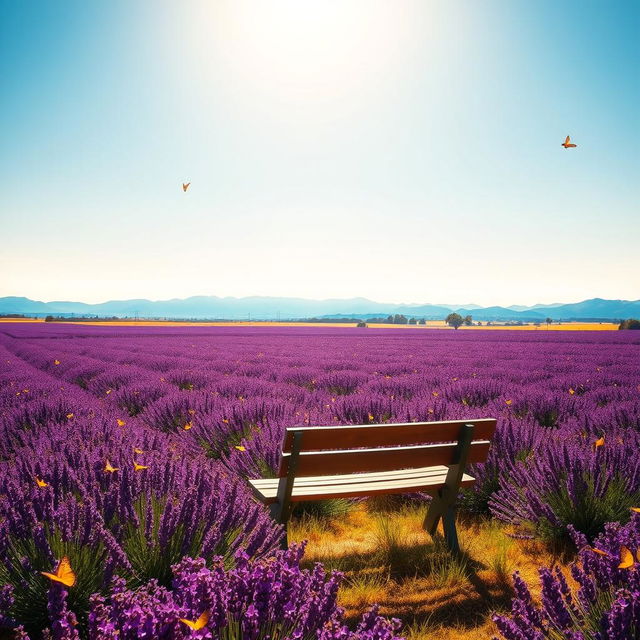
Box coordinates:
[248,418,497,553]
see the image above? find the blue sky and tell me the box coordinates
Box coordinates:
[1,0,638,305]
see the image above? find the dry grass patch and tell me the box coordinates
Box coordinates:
[289,499,568,640]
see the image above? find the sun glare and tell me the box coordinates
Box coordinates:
[192,1,416,110]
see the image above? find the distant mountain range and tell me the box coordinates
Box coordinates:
[1,296,639,321]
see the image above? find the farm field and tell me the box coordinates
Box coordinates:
[0,318,620,331]
[1,323,639,638]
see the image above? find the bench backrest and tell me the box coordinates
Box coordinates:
[277,418,497,478]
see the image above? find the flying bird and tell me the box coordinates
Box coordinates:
[182,182,191,192]
[562,136,577,149]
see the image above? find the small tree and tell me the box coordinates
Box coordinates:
[408,317,417,325]
[463,315,473,326]
[418,319,426,325]
[44,315,54,322]
[356,321,367,328]
[619,318,640,330]
[545,317,552,328]
[393,314,408,325]
[445,313,464,330]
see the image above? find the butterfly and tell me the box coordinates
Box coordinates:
[618,546,636,569]
[133,461,149,471]
[505,399,512,405]
[133,447,144,455]
[631,507,640,513]
[35,476,48,488]
[54,360,60,365]
[182,182,191,192]
[235,445,246,452]
[569,388,575,395]
[561,135,577,149]
[41,557,76,587]
[179,611,208,630]
[183,422,193,431]
[116,419,126,427]
[105,460,119,473]
[66,413,74,419]
[594,436,605,449]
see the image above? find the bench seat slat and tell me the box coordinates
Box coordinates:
[250,464,451,488]
[249,468,476,504]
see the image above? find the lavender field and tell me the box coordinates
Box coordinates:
[1,323,639,639]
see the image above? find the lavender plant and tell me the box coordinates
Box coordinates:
[493,512,640,639]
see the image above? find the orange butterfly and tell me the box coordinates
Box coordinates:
[35,476,48,488]
[631,507,640,513]
[133,461,149,471]
[618,546,635,569]
[182,182,191,192]
[133,447,144,455]
[562,135,577,149]
[54,360,60,365]
[41,557,76,587]
[183,422,193,431]
[594,436,605,449]
[569,388,575,395]
[179,611,208,630]
[116,419,126,427]
[66,413,74,419]
[105,460,119,473]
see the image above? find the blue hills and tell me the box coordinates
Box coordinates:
[0,296,638,321]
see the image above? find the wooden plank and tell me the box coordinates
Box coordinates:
[249,472,476,504]
[277,440,491,477]
[282,418,496,452]
[251,465,451,488]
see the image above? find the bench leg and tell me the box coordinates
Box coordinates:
[442,505,460,554]
[270,502,292,550]
[423,491,460,554]
[423,492,445,536]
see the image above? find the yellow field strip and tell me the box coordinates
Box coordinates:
[0,319,618,330]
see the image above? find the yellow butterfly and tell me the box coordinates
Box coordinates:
[594,436,605,449]
[105,460,119,473]
[116,419,126,427]
[183,422,193,431]
[133,461,149,471]
[432,391,439,397]
[54,360,60,365]
[631,507,640,513]
[41,557,76,587]
[66,413,74,419]
[569,388,575,395]
[235,446,246,452]
[179,611,208,630]
[106,389,112,395]
[505,399,512,405]
[133,447,144,455]
[619,546,635,569]
[35,476,48,488]
[367,413,375,422]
